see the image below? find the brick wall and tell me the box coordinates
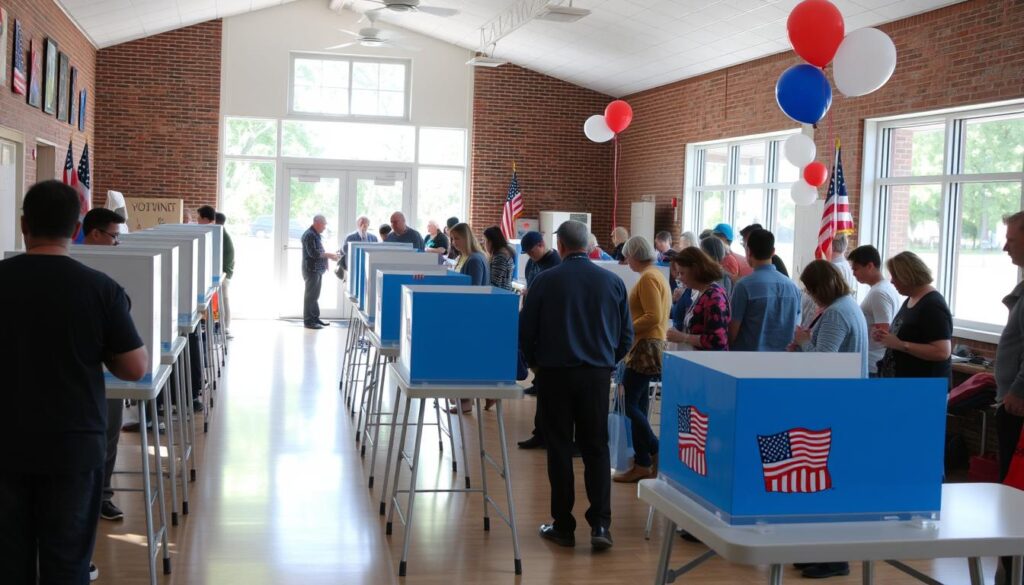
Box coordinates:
[0,0,95,184]
[94,20,222,211]
[470,64,616,245]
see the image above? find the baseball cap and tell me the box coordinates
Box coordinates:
[520,231,544,252]
[446,217,459,229]
[712,223,734,242]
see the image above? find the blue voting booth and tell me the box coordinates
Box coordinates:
[398,285,519,384]
[374,269,470,345]
[346,242,411,301]
[658,352,947,525]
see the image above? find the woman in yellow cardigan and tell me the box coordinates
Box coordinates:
[613,236,671,483]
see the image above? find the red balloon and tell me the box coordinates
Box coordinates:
[604,100,633,134]
[787,0,845,67]
[803,161,829,187]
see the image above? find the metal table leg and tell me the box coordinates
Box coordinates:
[475,398,491,531]
[148,397,172,576]
[863,561,875,585]
[138,400,159,585]
[654,519,676,585]
[386,393,414,535]
[397,399,427,577]
[768,564,783,585]
[161,380,179,526]
[967,557,983,585]
[367,355,392,489]
[378,381,405,516]
[494,400,522,574]
[171,355,191,513]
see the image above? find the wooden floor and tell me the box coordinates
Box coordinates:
[94,319,999,584]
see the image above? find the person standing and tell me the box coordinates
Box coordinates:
[444,217,461,262]
[378,224,392,242]
[610,226,629,262]
[666,248,731,351]
[424,220,449,257]
[739,223,789,277]
[0,181,148,584]
[848,245,900,376]
[518,230,563,443]
[829,234,859,296]
[728,229,801,351]
[345,215,378,245]
[385,212,424,251]
[301,215,338,330]
[482,226,516,291]
[520,220,633,551]
[214,212,234,337]
[712,223,753,280]
[654,231,676,263]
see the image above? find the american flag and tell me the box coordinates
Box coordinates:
[815,144,854,260]
[757,428,833,493]
[72,143,90,244]
[500,169,523,240]
[62,140,77,188]
[11,19,26,96]
[677,405,708,476]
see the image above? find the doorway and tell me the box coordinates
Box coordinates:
[0,138,18,251]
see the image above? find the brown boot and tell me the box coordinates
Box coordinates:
[613,465,654,483]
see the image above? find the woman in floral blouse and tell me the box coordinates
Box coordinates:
[666,247,731,351]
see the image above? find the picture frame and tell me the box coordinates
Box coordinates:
[27,39,41,107]
[78,89,87,131]
[42,37,57,114]
[69,67,78,127]
[56,52,69,122]
[11,19,25,96]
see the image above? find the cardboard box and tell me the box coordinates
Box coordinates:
[374,269,470,344]
[124,197,183,231]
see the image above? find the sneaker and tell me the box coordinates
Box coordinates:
[192,399,205,413]
[100,500,124,521]
[89,563,99,581]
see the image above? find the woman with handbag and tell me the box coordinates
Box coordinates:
[613,236,671,483]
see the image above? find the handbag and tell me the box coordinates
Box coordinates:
[1004,425,1024,490]
[625,338,665,377]
[608,391,634,471]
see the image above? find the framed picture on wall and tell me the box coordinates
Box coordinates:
[78,89,87,131]
[0,9,9,88]
[69,67,78,127]
[11,19,26,96]
[27,39,41,107]
[56,53,69,122]
[42,38,57,114]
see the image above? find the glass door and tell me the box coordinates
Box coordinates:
[279,169,345,319]
[350,170,410,234]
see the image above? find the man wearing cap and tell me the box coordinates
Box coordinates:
[517,231,562,442]
[712,223,752,280]
[445,217,461,261]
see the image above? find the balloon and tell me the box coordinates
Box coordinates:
[791,181,819,206]
[787,0,845,67]
[803,161,829,187]
[833,28,897,97]
[583,115,615,143]
[604,100,633,134]
[783,133,816,167]
[776,64,832,125]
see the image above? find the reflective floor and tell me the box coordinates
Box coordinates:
[94,319,998,584]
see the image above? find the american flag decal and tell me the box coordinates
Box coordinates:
[677,405,708,476]
[11,19,26,96]
[757,428,833,493]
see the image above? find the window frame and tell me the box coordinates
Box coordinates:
[861,99,1024,341]
[287,52,412,122]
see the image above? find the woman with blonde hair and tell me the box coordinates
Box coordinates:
[610,226,629,262]
[873,251,952,379]
[448,222,491,413]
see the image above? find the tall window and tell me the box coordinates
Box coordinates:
[290,54,410,119]
[865,103,1024,333]
[687,133,800,270]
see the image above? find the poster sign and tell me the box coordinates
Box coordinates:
[126,197,183,231]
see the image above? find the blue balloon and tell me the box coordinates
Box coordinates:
[775,64,832,125]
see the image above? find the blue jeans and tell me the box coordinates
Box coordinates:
[623,367,659,467]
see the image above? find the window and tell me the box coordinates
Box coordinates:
[224,118,277,157]
[290,54,409,119]
[281,120,415,162]
[865,104,1024,333]
[688,134,797,269]
[416,127,467,227]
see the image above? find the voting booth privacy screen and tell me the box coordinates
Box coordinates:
[155,224,223,287]
[375,269,470,344]
[658,352,947,525]
[346,242,412,302]
[360,250,435,313]
[122,233,199,322]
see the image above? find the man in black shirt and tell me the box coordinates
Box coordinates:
[0,180,148,585]
[300,214,338,330]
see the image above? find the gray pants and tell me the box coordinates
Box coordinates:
[103,400,124,502]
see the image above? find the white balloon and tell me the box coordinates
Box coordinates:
[783,133,816,167]
[833,28,897,97]
[791,181,819,206]
[584,114,615,143]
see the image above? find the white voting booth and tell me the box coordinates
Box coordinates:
[121,233,199,322]
[362,251,440,318]
[593,260,670,291]
[152,225,217,298]
[155,224,223,285]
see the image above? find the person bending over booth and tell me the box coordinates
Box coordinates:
[482,226,516,291]
[666,247,731,351]
[385,212,424,251]
[447,222,490,414]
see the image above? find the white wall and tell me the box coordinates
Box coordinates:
[220,0,473,128]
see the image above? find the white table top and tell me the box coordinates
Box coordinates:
[388,364,525,400]
[638,479,1024,564]
[105,364,173,401]
[178,312,201,336]
[365,328,399,358]
[160,336,187,364]
[357,309,374,327]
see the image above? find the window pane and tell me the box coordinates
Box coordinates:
[777,147,800,183]
[224,118,277,157]
[221,161,276,318]
[352,62,379,90]
[379,91,404,117]
[889,124,944,177]
[293,85,318,113]
[417,168,465,230]
[351,89,378,116]
[700,191,724,228]
[321,87,349,115]
[379,63,405,91]
[733,188,766,254]
[775,190,796,272]
[322,60,350,88]
[885,184,942,279]
[954,181,1021,324]
[419,128,466,166]
[294,59,319,86]
[355,176,404,231]
[964,115,1024,174]
[737,142,766,184]
[702,146,728,186]
[282,120,415,162]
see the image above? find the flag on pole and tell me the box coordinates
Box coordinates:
[11,19,26,95]
[815,144,854,260]
[71,143,91,243]
[62,139,77,188]
[500,166,523,239]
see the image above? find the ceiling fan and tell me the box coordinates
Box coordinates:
[363,0,459,18]
[326,13,420,51]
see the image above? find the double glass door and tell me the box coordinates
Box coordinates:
[278,168,408,319]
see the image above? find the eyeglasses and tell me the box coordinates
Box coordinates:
[102,230,120,242]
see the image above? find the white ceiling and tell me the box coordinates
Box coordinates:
[58,0,963,97]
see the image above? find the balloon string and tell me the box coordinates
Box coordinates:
[613,134,620,230]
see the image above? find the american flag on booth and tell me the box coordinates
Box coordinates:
[815,144,855,260]
[757,428,833,493]
[677,405,708,476]
[11,19,26,96]
[500,167,523,240]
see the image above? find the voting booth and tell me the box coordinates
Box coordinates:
[374,269,470,344]
[131,230,211,304]
[72,244,179,354]
[658,352,947,525]
[398,285,519,384]
[593,260,670,291]
[346,242,412,300]
[153,225,219,295]
[360,249,435,313]
[122,233,199,323]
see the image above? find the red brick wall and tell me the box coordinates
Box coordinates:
[94,20,222,211]
[470,64,616,245]
[0,0,95,184]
